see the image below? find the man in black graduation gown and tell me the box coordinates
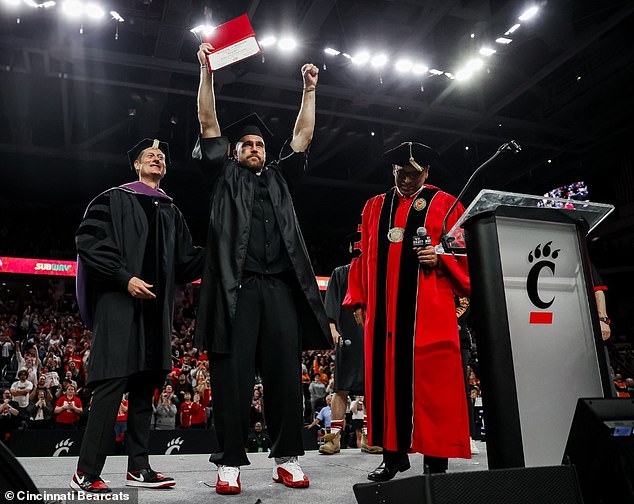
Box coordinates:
[193,43,331,495]
[71,139,205,493]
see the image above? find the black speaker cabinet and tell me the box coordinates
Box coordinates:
[564,398,634,504]
[0,441,39,493]
[353,465,583,504]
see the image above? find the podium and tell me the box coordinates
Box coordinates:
[443,190,614,469]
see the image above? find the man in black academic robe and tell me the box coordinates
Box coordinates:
[193,43,331,495]
[71,138,205,493]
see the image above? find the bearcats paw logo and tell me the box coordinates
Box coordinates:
[526,241,560,309]
[165,437,184,455]
[53,438,74,456]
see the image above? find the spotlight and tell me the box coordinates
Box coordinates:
[190,25,215,37]
[341,52,352,60]
[258,35,277,47]
[429,68,443,76]
[110,10,124,22]
[85,3,104,19]
[170,115,178,125]
[412,63,428,75]
[61,0,82,17]
[24,0,39,7]
[3,0,21,6]
[351,51,370,65]
[479,47,496,56]
[495,37,512,45]
[324,47,340,56]
[395,59,413,73]
[277,37,297,52]
[518,6,539,21]
[371,54,388,68]
[41,1,55,7]
[444,72,455,79]
[504,23,520,35]
[128,108,136,117]
[455,58,483,81]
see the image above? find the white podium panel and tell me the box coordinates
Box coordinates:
[496,217,603,466]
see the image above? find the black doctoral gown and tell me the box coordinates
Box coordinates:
[192,136,331,354]
[76,182,205,384]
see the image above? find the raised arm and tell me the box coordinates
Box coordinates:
[197,43,221,139]
[289,63,319,153]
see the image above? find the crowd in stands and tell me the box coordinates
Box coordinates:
[2,276,633,451]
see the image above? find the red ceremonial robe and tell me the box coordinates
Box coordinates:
[344,184,471,459]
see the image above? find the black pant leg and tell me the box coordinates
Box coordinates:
[209,277,260,466]
[424,455,448,474]
[126,371,164,471]
[258,275,304,459]
[77,377,127,476]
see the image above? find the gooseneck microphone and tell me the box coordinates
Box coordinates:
[440,140,521,252]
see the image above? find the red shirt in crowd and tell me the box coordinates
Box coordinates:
[55,394,82,425]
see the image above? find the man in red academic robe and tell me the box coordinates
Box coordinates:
[344,141,471,480]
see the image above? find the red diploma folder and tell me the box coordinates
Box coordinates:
[202,14,261,72]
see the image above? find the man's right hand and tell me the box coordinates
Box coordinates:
[127,277,156,299]
[197,43,214,66]
[354,307,366,327]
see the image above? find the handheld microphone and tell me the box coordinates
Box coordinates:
[412,226,432,248]
[338,337,352,348]
[413,227,432,275]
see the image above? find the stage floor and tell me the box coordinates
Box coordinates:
[20,441,487,503]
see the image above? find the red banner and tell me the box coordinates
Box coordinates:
[0,256,330,290]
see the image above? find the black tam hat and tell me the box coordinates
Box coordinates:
[224,113,273,145]
[127,138,171,171]
[383,141,439,171]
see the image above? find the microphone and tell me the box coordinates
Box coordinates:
[338,337,352,348]
[412,226,432,248]
[440,140,521,252]
[413,227,432,275]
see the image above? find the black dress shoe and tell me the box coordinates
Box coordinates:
[367,457,411,482]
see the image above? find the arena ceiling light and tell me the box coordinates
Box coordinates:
[258,35,277,47]
[495,37,512,45]
[324,47,340,56]
[351,51,370,65]
[2,0,21,6]
[189,25,215,37]
[505,23,520,35]
[518,6,539,21]
[394,59,413,73]
[370,54,388,68]
[84,3,104,19]
[109,10,123,22]
[479,47,496,56]
[60,0,83,17]
[277,36,297,52]
[412,63,429,75]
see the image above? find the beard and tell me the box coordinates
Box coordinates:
[240,155,265,172]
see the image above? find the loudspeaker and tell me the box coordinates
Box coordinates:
[0,441,39,493]
[564,398,634,504]
[353,465,583,504]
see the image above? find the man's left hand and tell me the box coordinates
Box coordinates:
[600,321,611,341]
[301,63,319,89]
[414,245,438,268]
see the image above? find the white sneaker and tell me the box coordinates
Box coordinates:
[272,456,309,488]
[470,438,480,455]
[216,465,240,495]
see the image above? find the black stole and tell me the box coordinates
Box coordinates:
[371,186,438,450]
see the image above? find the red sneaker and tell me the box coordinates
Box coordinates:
[216,465,241,495]
[272,457,309,488]
[70,471,111,494]
[126,468,175,488]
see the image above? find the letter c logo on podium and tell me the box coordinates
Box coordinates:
[526,241,560,324]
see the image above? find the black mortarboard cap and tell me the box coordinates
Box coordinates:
[223,113,273,145]
[383,141,439,171]
[127,138,171,171]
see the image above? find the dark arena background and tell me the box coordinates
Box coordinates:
[1,1,633,503]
